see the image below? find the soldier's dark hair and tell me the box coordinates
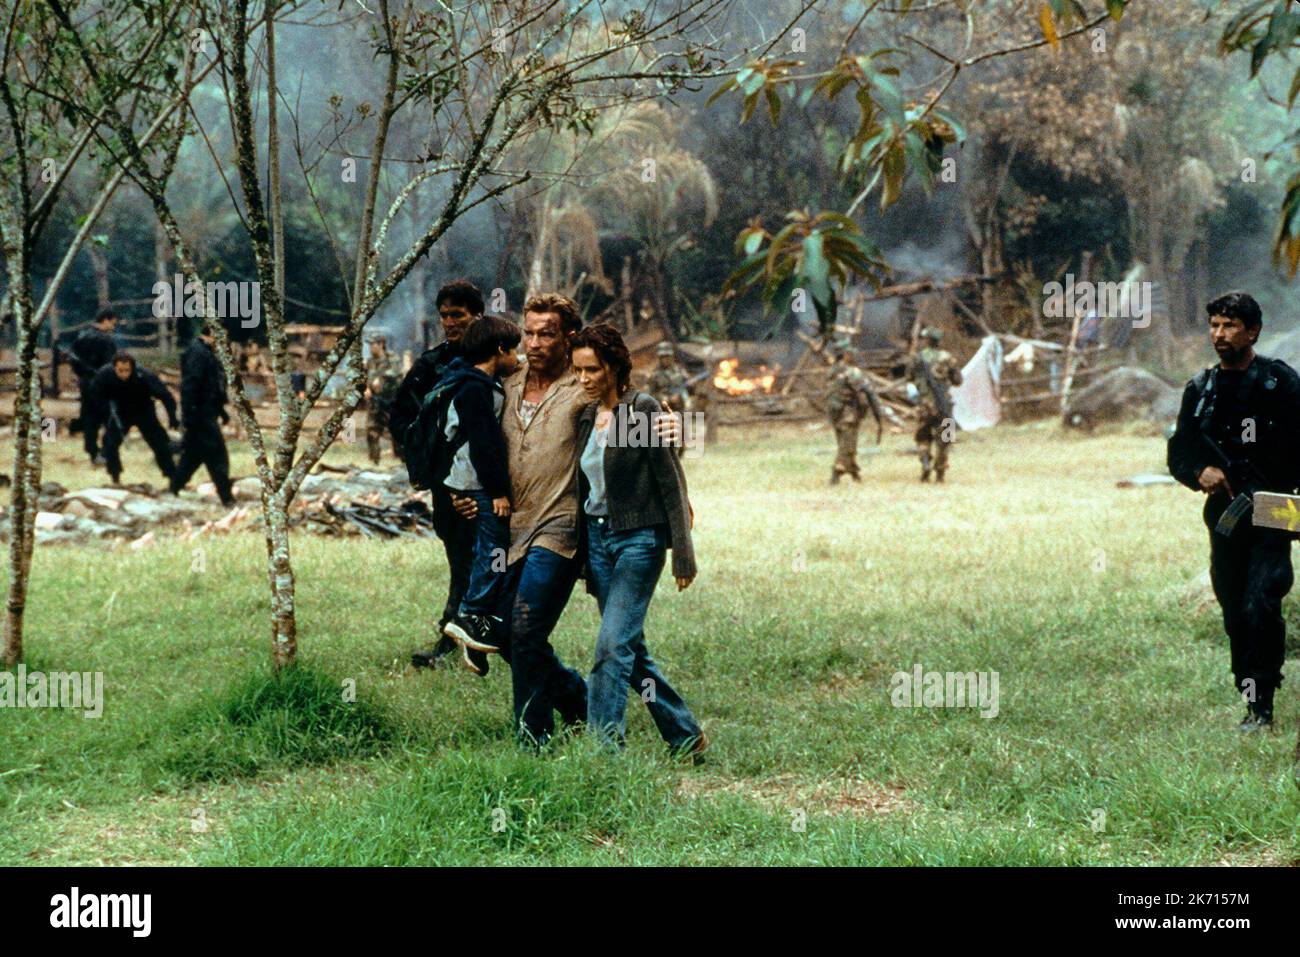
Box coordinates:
[570,321,633,395]
[111,350,135,369]
[435,279,485,316]
[460,314,521,364]
[95,308,118,324]
[1206,291,1262,331]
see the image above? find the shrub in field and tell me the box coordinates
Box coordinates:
[157,665,399,786]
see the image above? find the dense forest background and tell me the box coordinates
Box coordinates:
[9,0,1299,362]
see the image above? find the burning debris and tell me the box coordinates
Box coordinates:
[712,358,778,396]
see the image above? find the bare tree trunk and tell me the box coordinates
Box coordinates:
[88,243,111,311]
[264,492,297,667]
[650,256,675,340]
[4,293,40,667]
[1147,197,1171,370]
[527,197,552,296]
[621,255,634,332]
[49,298,61,396]
[155,220,173,352]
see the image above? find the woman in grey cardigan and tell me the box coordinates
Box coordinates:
[570,322,707,758]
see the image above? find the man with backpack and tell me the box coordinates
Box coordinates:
[392,280,483,670]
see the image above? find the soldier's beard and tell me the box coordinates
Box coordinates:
[1214,342,1249,365]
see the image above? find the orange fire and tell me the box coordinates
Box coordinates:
[713,358,777,396]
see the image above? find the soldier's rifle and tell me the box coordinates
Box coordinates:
[915,354,954,420]
[856,377,884,445]
[665,369,711,408]
[1201,433,1275,536]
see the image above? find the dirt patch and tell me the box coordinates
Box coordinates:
[676,772,912,817]
[1213,846,1300,867]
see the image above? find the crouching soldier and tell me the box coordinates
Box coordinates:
[86,352,177,485]
[170,329,235,507]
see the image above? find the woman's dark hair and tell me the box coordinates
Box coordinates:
[460,314,521,364]
[111,350,135,369]
[570,321,633,395]
[435,278,485,316]
[1206,291,1262,331]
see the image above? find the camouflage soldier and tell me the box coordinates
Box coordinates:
[908,327,963,483]
[647,341,691,414]
[365,335,402,464]
[826,338,882,484]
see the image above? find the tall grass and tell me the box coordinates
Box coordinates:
[1,422,1297,865]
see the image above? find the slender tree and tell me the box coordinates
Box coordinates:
[1,0,209,665]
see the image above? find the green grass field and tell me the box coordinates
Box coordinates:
[1,419,1297,866]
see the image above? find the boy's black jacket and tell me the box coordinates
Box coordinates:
[438,358,510,499]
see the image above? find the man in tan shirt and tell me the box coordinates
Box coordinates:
[455,294,589,745]
[454,294,678,746]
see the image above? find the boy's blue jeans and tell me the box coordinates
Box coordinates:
[585,519,701,749]
[454,489,511,618]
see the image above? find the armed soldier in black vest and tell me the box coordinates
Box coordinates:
[1168,292,1300,733]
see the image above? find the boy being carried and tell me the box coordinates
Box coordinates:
[438,315,521,672]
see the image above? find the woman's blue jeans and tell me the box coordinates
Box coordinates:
[585,519,701,749]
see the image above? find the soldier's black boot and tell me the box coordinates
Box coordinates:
[935,469,946,483]
[1239,698,1274,733]
[920,469,931,483]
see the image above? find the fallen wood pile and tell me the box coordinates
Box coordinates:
[0,465,434,547]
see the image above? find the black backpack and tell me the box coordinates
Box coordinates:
[403,376,461,491]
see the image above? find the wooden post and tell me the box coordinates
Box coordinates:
[48,298,60,397]
[1059,252,1091,414]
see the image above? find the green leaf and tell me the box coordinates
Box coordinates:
[765,86,782,123]
[801,230,830,300]
[1105,0,1126,21]
[881,143,906,210]
[705,77,738,106]
[870,72,904,124]
[933,109,967,144]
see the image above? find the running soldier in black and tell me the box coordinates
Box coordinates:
[68,309,119,461]
[86,352,178,485]
[170,330,234,507]
[1168,292,1300,732]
